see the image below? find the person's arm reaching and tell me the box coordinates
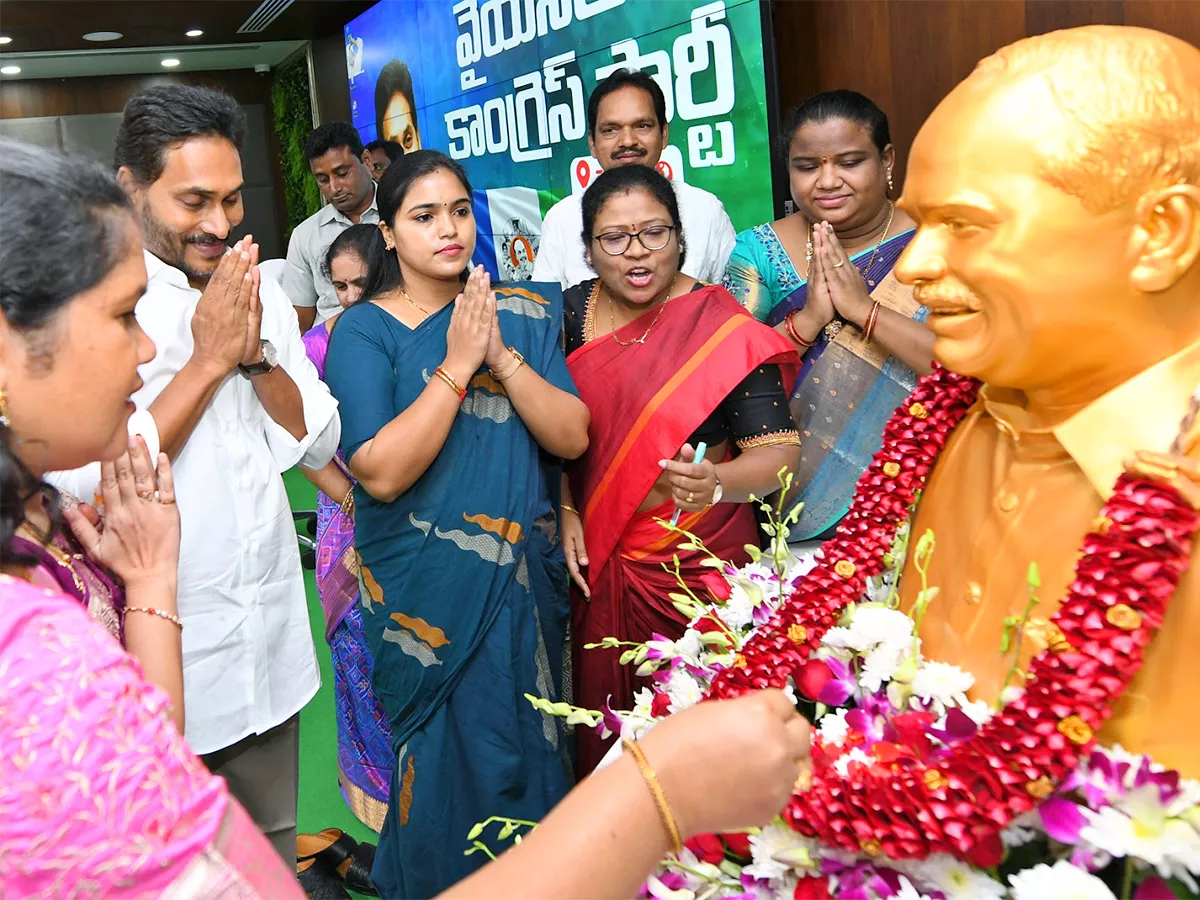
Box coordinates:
[438,690,810,900]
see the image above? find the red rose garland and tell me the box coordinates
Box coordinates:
[705,364,1199,866]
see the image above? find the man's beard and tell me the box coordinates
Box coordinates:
[139,202,227,282]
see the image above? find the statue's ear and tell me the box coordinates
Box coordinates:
[1130,184,1200,293]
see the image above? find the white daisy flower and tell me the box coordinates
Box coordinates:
[910,661,975,714]
[1007,860,1116,900]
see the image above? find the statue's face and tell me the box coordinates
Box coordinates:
[896,78,1137,392]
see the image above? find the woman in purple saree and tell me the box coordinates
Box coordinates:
[300,225,394,831]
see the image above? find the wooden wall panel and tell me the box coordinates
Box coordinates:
[770,0,1200,205]
[0,71,272,119]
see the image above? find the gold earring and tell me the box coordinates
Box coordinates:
[385,241,395,250]
[0,389,9,428]
[887,171,895,193]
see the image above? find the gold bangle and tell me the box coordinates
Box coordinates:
[340,486,355,517]
[433,366,467,401]
[490,347,526,382]
[623,738,683,856]
[560,503,579,516]
[124,606,183,630]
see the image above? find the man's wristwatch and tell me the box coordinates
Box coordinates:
[709,474,724,506]
[238,340,278,377]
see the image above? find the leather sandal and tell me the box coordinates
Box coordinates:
[296,828,378,897]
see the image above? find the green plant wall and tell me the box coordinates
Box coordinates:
[272,58,322,238]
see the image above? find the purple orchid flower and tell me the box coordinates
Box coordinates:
[1039,795,1089,844]
[817,657,858,707]
[927,707,979,749]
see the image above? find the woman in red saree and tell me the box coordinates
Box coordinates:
[561,166,802,776]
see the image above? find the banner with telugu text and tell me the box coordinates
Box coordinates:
[344,0,772,281]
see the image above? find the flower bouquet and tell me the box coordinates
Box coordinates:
[511,366,1200,900]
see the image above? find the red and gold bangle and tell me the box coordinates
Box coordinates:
[784,310,816,348]
[433,366,468,401]
[862,300,882,344]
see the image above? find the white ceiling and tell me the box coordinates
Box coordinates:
[0,40,307,81]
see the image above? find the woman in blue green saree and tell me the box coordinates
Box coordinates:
[723,90,935,542]
[323,151,590,898]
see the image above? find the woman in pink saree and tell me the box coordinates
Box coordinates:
[0,138,301,897]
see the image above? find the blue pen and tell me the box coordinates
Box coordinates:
[670,441,708,527]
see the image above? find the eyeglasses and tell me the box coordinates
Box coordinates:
[592,225,676,256]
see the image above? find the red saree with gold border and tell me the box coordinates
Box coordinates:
[567,284,799,775]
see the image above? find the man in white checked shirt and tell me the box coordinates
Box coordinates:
[50,84,339,863]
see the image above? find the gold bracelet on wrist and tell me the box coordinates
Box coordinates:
[623,738,684,856]
[560,503,579,516]
[489,347,526,382]
[124,606,183,630]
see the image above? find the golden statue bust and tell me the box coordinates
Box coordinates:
[895,25,1200,777]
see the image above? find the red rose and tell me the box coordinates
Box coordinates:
[684,832,725,865]
[796,659,834,701]
[794,875,832,899]
[964,830,1004,869]
[721,831,752,859]
[651,692,672,717]
[699,571,732,602]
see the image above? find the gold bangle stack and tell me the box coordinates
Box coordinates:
[489,347,525,382]
[433,366,467,401]
[340,485,355,517]
[623,738,684,856]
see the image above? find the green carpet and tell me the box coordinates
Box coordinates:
[285,468,377,898]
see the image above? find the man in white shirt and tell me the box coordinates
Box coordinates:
[532,68,736,289]
[284,121,380,332]
[49,84,339,863]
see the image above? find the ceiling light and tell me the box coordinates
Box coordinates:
[1,66,21,75]
[161,58,181,68]
[82,31,123,42]
[0,37,12,45]
[185,29,204,37]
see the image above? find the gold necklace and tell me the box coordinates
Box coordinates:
[804,200,895,286]
[398,287,431,319]
[15,523,86,594]
[605,274,679,347]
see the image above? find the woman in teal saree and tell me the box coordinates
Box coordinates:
[324,151,590,898]
[724,90,935,541]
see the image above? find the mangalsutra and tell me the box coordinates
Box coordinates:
[601,274,679,347]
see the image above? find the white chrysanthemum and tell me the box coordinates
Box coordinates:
[744,822,819,884]
[959,699,994,727]
[663,669,703,713]
[823,606,914,692]
[859,643,906,692]
[1007,860,1116,900]
[818,708,851,748]
[893,876,935,900]
[1080,805,1200,891]
[1001,810,1043,848]
[832,746,874,778]
[718,582,756,631]
[910,661,975,714]
[895,853,1006,900]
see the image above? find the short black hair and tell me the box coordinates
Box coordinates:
[305,121,365,162]
[782,90,891,155]
[580,164,685,269]
[365,139,405,163]
[375,59,418,136]
[587,68,666,136]
[114,84,246,185]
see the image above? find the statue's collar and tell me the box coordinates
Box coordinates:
[977,340,1200,499]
